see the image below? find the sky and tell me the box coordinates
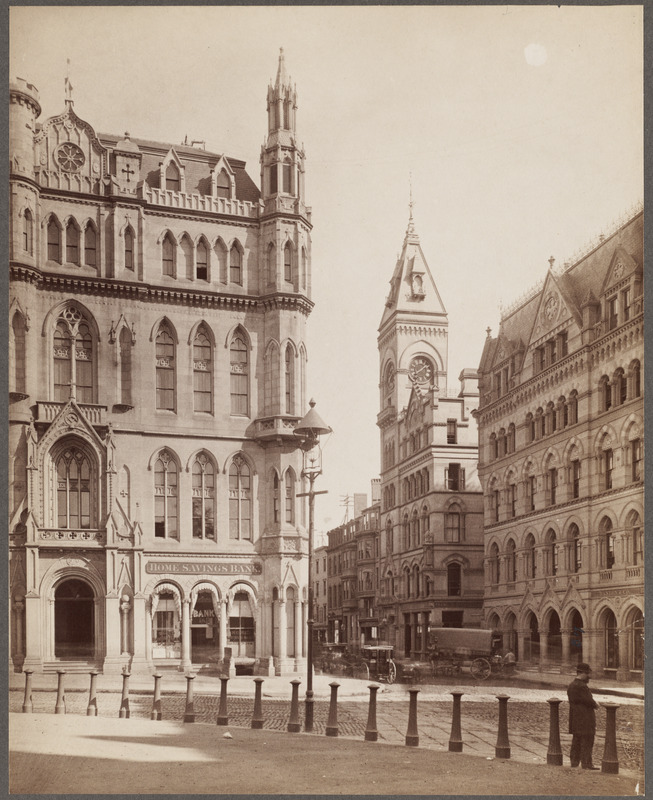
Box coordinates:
[9,5,643,541]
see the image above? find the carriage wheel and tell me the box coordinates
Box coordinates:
[471,658,491,681]
[387,660,397,684]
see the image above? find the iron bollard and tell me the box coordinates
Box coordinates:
[22,670,33,714]
[449,691,464,752]
[55,670,66,714]
[546,698,563,766]
[601,702,620,774]
[183,673,196,723]
[325,682,340,737]
[119,669,130,719]
[405,687,420,747]
[364,684,380,742]
[495,694,511,759]
[86,670,98,717]
[251,677,264,729]
[151,673,162,721]
[287,679,301,733]
[216,676,229,726]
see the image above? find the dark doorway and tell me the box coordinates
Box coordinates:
[442,610,464,628]
[526,613,539,662]
[404,613,412,655]
[547,612,562,663]
[191,592,219,664]
[54,579,94,658]
[569,610,584,664]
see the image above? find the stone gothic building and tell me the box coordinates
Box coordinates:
[9,51,318,675]
[476,209,644,680]
[375,212,485,658]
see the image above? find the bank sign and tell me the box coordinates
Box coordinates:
[146,561,262,575]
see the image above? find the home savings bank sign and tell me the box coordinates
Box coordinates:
[146,562,262,575]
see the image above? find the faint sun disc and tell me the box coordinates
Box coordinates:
[524,43,548,67]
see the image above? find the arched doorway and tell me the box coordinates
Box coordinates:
[602,609,619,670]
[569,609,584,665]
[191,591,219,664]
[547,611,562,664]
[504,612,518,660]
[286,587,296,658]
[525,612,539,663]
[626,609,644,673]
[54,578,95,659]
[229,591,255,659]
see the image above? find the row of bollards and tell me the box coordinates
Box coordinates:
[21,669,623,773]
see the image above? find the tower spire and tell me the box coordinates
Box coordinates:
[407,173,415,235]
[275,47,288,89]
[64,58,74,108]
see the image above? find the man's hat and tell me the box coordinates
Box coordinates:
[576,662,592,674]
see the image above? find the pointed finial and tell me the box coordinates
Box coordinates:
[406,174,416,235]
[548,256,555,269]
[275,47,287,88]
[486,327,492,339]
[64,59,74,107]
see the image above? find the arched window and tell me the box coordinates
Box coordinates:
[599,375,611,412]
[53,308,95,403]
[490,542,500,585]
[613,368,627,406]
[626,511,642,566]
[11,313,26,395]
[165,162,180,192]
[23,209,33,254]
[283,243,292,282]
[507,423,515,454]
[229,455,251,540]
[66,220,79,265]
[47,217,61,263]
[124,226,134,270]
[193,326,212,413]
[546,402,556,434]
[603,446,614,490]
[498,428,506,457]
[180,235,193,279]
[629,360,641,399]
[447,563,462,596]
[230,332,249,415]
[162,233,175,277]
[545,529,557,575]
[118,327,132,407]
[216,169,230,199]
[192,453,215,540]
[420,505,429,537]
[272,473,280,523]
[567,391,578,425]
[507,481,517,518]
[230,245,242,285]
[196,240,208,281]
[56,445,93,529]
[285,345,294,414]
[445,503,462,543]
[155,323,175,411]
[411,509,420,548]
[525,534,536,578]
[285,470,295,524]
[74,321,93,403]
[386,518,393,553]
[54,320,72,401]
[570,456,581,499]
[490,433,498,460]
[506,539,517,582]
[403,514,410,550]
[600,517,615,569]
[535,407,545,439]
[526,413,535,443]
[84,225,96,267]
[569,524,581,573]
[154,450,178,539]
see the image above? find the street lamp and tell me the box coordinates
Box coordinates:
[294,399,331,733]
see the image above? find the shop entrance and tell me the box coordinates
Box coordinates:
[191,592,219,664]
[152,592,181,660]
[228,591,255,658]
[54,578,95,659]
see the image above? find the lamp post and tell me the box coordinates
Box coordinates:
[294,399,331,733]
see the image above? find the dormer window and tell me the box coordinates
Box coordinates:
[622,287,632,321]
[606,295,618,331]
[165,162,180,192]
[216,169,230,199]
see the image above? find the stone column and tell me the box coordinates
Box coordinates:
[103,594,122,673]
[22,594,42,671]
[561,628,571,667]
[294,600,302,664]
[12,597,25,665]
[180,598,192,672]
[130,594,148,672]
[219,600,227,655]
[120,595,131,655]
[278,599,287,660]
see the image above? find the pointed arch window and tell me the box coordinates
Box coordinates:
[525,534,537,578]
[284,243,292,282]
[124,226,134,270]
[56,446,93,529]
[285,346,294,414]
[216,170,230,199]
[600,517,615,569]
[567,391,578,425]
[47,217,61,263]
[192,453,215,540]
[54,320,72,401]
[193,326,212,413]
[118,327,132,406]
[162,233,175,277]
[445,503,462,543]
[155,323,175,411]
[11,313,27,395]
[165,162,180,192]
[489,542,500,584]
[629,360,641,399]
[569,524,581,572]
[273,474,280,523]
[66,220,80,265]
[386,518,393,553]
[154,450,178,539]
[285,470,295,524]
[23,209,33,254]
[506,539,517,582]
[84,225,96,267]
[627,511,642,566]
[599,375,611,412]
[546,529,557,575]
[53,308,95,403]
[447,563,462,597]
[180,235,193,279]
[196,240,208,281]
[230,245,242,285]
[229,456,251,540]
[230,333,249,415]
[282,161,293,194]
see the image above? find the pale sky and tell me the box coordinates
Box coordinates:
[10,5,643,540]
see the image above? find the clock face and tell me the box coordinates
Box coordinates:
[385,364,395,392]
[56,142,85,173]
[409,356,433,384]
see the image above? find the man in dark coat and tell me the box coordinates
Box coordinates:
[567,662,600,769]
